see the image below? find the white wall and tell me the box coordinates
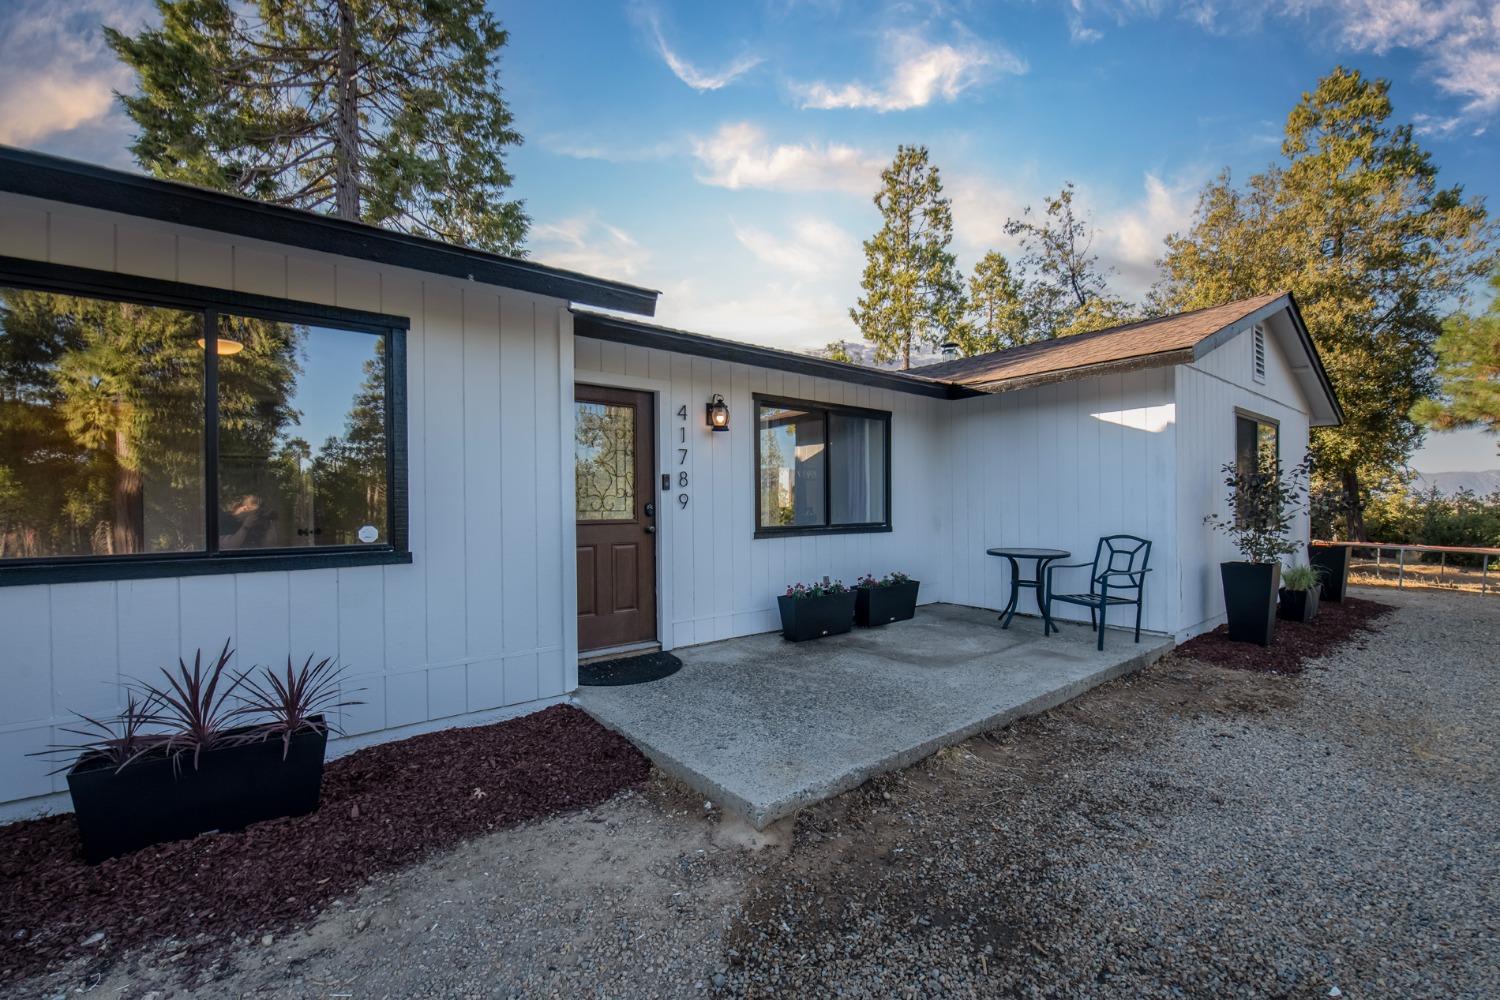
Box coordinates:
[1175,319,1313,637]
[938,367,1182,635]
[0,194,574,815]
[574,336,951,648]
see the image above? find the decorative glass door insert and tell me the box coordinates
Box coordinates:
[575,401,635,520]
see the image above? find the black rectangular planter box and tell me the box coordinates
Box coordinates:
[66,719,329,863]
[855,580,921,627]
[1278,586,1320,623]
[777,591,857,642]
[1220,561,1280,646]
[1308,544,1349,602]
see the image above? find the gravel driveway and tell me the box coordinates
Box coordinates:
[18,587,1499,999]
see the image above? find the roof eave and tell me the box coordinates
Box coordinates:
[964,348,1196,394]
[0,145,660,316]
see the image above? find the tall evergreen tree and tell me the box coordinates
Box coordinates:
[850,145,966,369]
[106,0,528,253]
[957,250,1030,355]
[1004,181,1125,338]
[1158,67,1492,538]
[1414,264,1500,453]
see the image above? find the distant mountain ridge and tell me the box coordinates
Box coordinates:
[1411,469,1500,497]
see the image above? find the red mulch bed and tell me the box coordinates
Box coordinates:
[1173,595,1396,674]
[0,704,649,984]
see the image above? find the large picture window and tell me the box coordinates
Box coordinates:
[755,395,890,536]
[0,260,407,584]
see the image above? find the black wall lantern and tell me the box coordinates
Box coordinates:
[706,393,730,432]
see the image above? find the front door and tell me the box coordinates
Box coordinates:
[575,385,658,653]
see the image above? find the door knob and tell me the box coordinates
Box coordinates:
[644,525,656,534]
[644,502,655,517]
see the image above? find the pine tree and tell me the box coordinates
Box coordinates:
[850,146,966,369]
[106,0,528,253]
[1414,265,1500,453]
[1158,67,1492,538]
[1004,181,1123,338]
[957,250,1031,355]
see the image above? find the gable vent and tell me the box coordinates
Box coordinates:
[1251,325,1267,384]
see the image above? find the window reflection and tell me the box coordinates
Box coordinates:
[758,404,826,528]
[217,316,387,549]
[0,287,204,558]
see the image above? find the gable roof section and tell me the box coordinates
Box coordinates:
[572,310,980,399]
[910,292,1343,425]
[0,145,660,317]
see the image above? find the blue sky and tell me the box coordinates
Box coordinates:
[2,0,1496,471]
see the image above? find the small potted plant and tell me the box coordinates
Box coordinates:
[854,572,921,627]
[1278,564,1321,623]
[42,642,356,863]
[1204,454,1312,646]
[777,577,857,642]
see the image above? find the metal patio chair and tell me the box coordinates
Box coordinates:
[1044,535,1152,651]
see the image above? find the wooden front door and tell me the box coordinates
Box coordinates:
[575,385,658,653]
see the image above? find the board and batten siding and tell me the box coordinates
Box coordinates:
[1174,320,1312,637]
[573,336,952,649]
[937,368,1182,636]
[0,194,575,816]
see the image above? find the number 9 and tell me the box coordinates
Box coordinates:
[678,493,689,508]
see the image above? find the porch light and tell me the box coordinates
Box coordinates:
[706,394,730,432]
[196,337,245,356]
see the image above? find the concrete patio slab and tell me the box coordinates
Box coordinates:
[575,603,1174,828]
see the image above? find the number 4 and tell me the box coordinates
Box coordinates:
[676,404,687,419]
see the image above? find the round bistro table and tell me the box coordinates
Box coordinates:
[985,547,1071,635]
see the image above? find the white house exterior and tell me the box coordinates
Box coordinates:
[0,149,1341,816]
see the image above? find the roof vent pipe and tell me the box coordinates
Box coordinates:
[939,342,960,358]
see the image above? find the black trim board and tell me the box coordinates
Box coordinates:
[574,310,980,400]
[0,145,659,317]
[0,549,412,588]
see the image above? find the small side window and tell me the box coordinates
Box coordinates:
[1251,325,1267,384]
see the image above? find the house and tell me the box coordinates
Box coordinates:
[0,147,1342,816]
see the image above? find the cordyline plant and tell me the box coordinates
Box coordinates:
[856,571,911,588]
[34,641,359,775]
[1204,453,1315,564]
[785,577,850,598]
[236,654,361,758]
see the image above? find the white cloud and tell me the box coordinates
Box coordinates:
[645,11,762,91]
[530,216,651,282]
[652,276,859,352]
[1098,172,1200,295]
[795,30,1026,112]
[0,0,151,146]
[692,122,883,193]
[733,217,860,276]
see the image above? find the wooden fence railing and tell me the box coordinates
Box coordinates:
[1312,540,1500,594]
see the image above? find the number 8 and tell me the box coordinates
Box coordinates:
[678,471,689,488]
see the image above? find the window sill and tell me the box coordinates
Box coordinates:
[754,524,893,540]
[0,548,412,588]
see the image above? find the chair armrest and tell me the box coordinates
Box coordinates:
[1100,568,1152,582]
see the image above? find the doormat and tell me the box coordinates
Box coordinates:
[579,651,684,687]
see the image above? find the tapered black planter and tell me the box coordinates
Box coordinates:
[1220,562,1280,646]
[1278,586,1319,623]
[855,580,921,627]
[777,591,857,642]
[66,719,329,863]
[1308,544,1349,602]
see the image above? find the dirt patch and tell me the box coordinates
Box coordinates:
[1172,595,1395,674]
[0,704,649,985]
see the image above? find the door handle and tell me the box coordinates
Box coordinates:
[644,525,656,534]
[644,502,655,517]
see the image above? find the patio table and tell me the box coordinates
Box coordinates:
[986,547,1070,634]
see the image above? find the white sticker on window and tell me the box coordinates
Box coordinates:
[358,525,379,544]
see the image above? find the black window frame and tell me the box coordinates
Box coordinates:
[1234,409,1280,476]
[0,255,410,587]
[753,393,892,539]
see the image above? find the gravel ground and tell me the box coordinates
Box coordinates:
[12,586,1497,999]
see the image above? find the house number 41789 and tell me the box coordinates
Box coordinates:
[675,404,689,508]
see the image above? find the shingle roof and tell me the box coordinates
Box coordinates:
[908,292,1288,389]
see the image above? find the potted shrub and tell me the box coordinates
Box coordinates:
[1204,455,1312,646]
[1308,542,1350,602]
[854,572,921,627]
[44,643,355,863]
[777,577,857,642]
[1278,564,1321,623]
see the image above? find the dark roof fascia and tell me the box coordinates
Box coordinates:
[0,145,659,317]
[572,311,980,400]
[1280,292,1345,426]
